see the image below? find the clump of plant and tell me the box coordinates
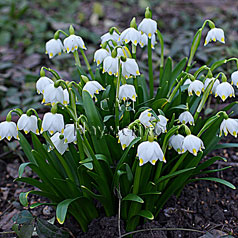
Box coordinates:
[1,7,238,234]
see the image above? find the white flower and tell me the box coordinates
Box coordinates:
[121,58,140,79]
[83,81,105,100]
[220,118,238,137]
[42,84,64,105]
[63,124,77,144]
[183,135,205,156]
[41,112,64,135]
[184,79,192,86]
[178,111,194,125]
[215,82,235,101]
[0,121,18,141]
[139,109,153,128]
[204,77,220,94]
[101,31,120,44]
[118,27,141,46]
[138,18,157,38]
[63,34,86,53]
[231,71,238,88]
[118,128,136,150]
[204,28,225,46]
[119,84,137,102]
[117,48,131,58]
[63,89,69,105]
[17,114,39,135]
[137,141,165,166]
[45,39,64,58]
[50,132,68,155]
[154,115,168,135]
[103,56,118,76]
[94,49,110,66]
[188,80,204,96]
[36,77,54,94]
[169,134,185,154]
[139,33,156,48]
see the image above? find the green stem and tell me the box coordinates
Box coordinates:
[73,51,81,67]
[156,29,164,78]
[115,59,122,132]
[148,38,154,98]
[132,44,137,59]
[79,49,94,80]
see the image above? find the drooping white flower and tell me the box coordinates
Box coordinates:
[103,56,118,76]
[94,49,110,66]
[178,111,194,126]
[45,39,64,58]
[42,84,64,105]
[121,58,140,79]
[36,77,54,94]
[138,18,157,38]
[204,28,225,46]
[183,79,192,86]
[154,115,168,135]
[41,112,64,135]
[119,84,137,102]
[137,141,165,166]
[139,33,156,48]
[63,34,86,53]
[117,48,131,58]
[63,124,77,144]
[50,132,68,155]
[169,134,185,154]
[215,82,235,101]
[188,80,204,96]
[83,81,105,100]
[183,135,205,156]
[118,27,141,46]
[139,109,153,128]
[220,118,238,137]
[204,77,220,94]
[118,128,136,150]
[63,89,69,105]
[101,31,120,44]
[0,121,18,141]
[17,114,39,135]
[231,71,238,88]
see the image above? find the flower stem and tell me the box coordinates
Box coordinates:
[148,38,154,98]
[79,49,95,80]
[132,44,137,59]
[73,51,81,67]
[115,58,122,132]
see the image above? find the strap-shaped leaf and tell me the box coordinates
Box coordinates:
[214,143,238,150]
[135,210,154,220]
[122,194,144,203]
[18,162,32,178]
[19,191,31,207]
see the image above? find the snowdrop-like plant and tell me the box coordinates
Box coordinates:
[2,7,238,234]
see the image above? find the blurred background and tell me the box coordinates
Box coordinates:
[0,0,238,117]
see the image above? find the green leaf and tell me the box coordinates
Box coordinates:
[214,143,238,150]
[19,191,31,207]
[19,224,34,238]
[56,198,79,224]
[122,194,144,203]
[18,162,32,178]
[135,210,154,220]
[30,202,57,209]
[14,210,33,225]
[189,177,236,190]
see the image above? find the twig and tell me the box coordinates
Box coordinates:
[116,187,122,238]
[120,227,205,237]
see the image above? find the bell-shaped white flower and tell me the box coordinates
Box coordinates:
[117,48,131,58]
[121,58,140,79]
[17,114,39,135]
[138,18,157,39]
[41,112,64,135]
[42,84,64,105]
[139,109,153,128]
[50,132,68,155]
[63,89,69,105]
[45,39,64,58]
[0,121,18,141]
[101,31,120,44]
[103,56,118,76]
[118,28,141,46]
[231,71,238,88]
[184,79,192,86]
[183,135,205,156]
[139,33,156,49]
[188,80,204,96]
[63,34,86,53]
[137,141,165,166]
[178,111,194,126]
[63,124,77,144]
[118,128,136,150]
[215,82,235,101]
[36,77,54,94]
[204,77,220,94]
[83,81,105,100]
[220,118,238,137]
[119,84,137,102]
[169,134,185,154]
[94,49,110,66]
[204,28,225,46]
[154,115,168,135]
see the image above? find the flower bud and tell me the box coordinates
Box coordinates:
[145,7,152,18]
[130,17,137,29]
[81,75,89,83]
[40,67,45,77]
[69,25,75,35]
